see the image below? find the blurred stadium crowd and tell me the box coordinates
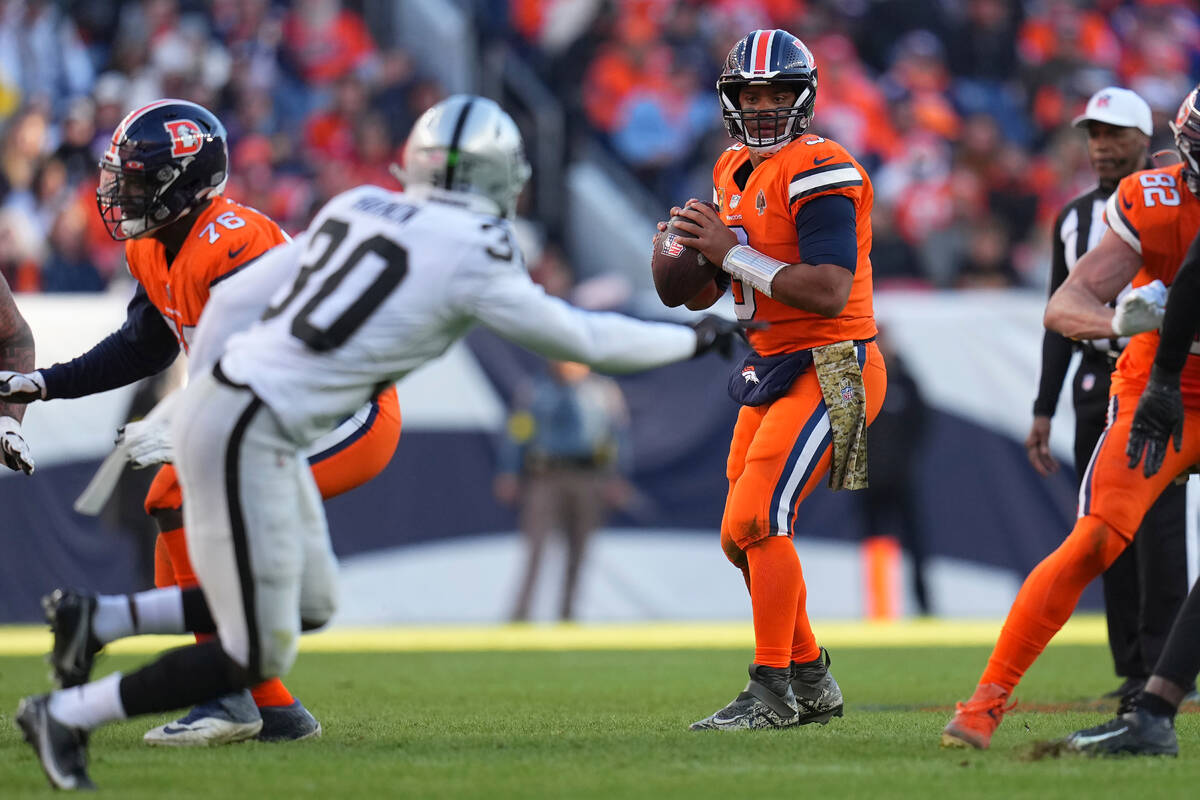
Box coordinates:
[2,0,1199,295]
[512,0,1200,290]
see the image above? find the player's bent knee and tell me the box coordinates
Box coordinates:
[1065,515,1131,572]
[299,596,335,631]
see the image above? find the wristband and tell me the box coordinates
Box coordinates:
[721,245,789,298]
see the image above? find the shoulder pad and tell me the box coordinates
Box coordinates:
[783,137,863,206]
[1106,165,1187,256]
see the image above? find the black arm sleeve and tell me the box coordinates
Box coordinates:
[1032,207,1075,416]
[1154,229,1200,376]
[794,194,858,272]
[40,284,180,399]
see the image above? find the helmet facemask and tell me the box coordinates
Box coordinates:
[1170,87,1200,196]
[719,80,815,155]
[96,159,191,240]
[716,30,818,156]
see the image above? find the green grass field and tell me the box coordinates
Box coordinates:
[1,622,1197,797]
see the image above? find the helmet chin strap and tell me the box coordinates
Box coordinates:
[746,140,790,157]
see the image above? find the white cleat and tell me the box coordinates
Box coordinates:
[143,691,262,747]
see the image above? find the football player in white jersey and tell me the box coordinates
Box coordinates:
[15,94,746,790]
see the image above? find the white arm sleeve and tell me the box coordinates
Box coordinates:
[189,235,308,378]
[453,248,697,373]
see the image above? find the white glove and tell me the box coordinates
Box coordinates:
[1112,280,1169,337]
[117,417,173,469]
[0,370,45,403]
[0,415,34,474]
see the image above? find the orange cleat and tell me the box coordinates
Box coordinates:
[940,683,1016,750]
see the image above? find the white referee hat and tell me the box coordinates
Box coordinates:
[1072,87,1153,137]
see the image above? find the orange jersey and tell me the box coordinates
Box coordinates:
[712,134,877,355]
[126,197,288,352]
[1103,162,1200,405]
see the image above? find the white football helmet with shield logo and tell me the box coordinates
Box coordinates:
[396,95,531,218]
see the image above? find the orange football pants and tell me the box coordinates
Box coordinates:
[982,386,1200,692]
[149,386,402,707]
[720,341,887,666]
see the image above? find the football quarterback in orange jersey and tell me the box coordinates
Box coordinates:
[941,85,1200,751]
[657,29,888,730]
[0,99,400,746]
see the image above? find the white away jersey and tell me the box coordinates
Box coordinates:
[216,185,696,443]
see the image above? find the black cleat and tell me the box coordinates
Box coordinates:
[791,647,844,725]
[689,664,799,730]
[15,694,96,791]
[1065,708,1178,757]
[1100,676,1146,703]
[258,699,323,742]
[43,589,103,688]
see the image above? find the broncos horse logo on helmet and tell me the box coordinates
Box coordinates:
[718,29,818,156]
[96,99,228,240]
[1171,84,1200,196]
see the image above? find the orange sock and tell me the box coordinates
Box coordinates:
[980,516,1129,692]
[790,557,820,664]
[746,537,802,668]
[159,527,198,589]
[251,679,296,708]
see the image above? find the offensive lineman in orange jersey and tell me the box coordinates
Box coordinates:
[940,85,1200,750]
[0,99,400,744]
[657,30,887,729]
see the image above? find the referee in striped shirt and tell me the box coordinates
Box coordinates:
[1027,87,1190,705]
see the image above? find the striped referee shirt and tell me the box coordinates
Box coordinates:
[1032,182,1136,417]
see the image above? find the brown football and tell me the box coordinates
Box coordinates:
[651,200,720,307]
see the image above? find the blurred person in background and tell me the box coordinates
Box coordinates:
[53,97,98,186]
[858,328,931,615]
[281,0,377,94]
[953,218,1018,289]
[1024,86,1189,707]
[39,203,103,292]
[496,359,632,622]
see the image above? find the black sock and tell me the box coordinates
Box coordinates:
[118,640,251,717]
[181,587,216,633]
[1134,690,1177,720]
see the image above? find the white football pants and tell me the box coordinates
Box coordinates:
[172,367,337,680]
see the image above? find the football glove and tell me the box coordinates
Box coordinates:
[1127,366,1184,478]
[691,315,753,359]
[0,370,46,403]
[116,417,173,469]
[1112,280,1168,337]
[0,415,34,475]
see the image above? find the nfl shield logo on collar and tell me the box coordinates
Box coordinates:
[756,190,766,215]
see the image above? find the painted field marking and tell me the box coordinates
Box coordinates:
[0,616,1108,656]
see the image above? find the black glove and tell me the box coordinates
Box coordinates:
[691,314,751,359]
[1127,366,1184,478]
